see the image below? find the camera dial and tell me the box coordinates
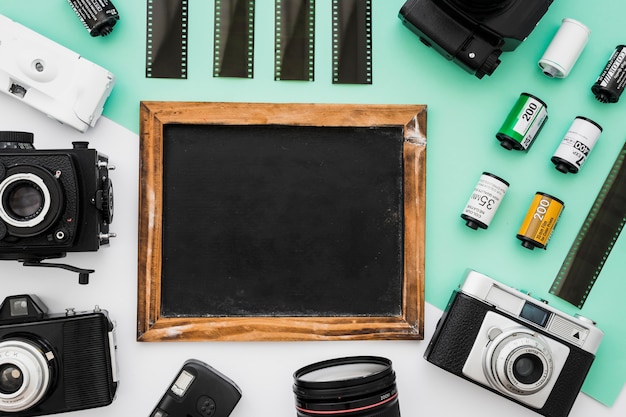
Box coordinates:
[484,328,553,396]
[0,131,35,150]
[0,339,54,413]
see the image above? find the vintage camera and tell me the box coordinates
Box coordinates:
[0,131,115,283]
[0,294,118,416]
[399,0,554,78]
[424,270,603,417]
[150,359,242,417]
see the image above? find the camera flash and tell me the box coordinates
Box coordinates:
[171,370,195,397]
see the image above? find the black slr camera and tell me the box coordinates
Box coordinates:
[399,0,554,78]
[425,270,603,417]
[150,359,242,417]
[0,131,114,282]
[0,294,118,416]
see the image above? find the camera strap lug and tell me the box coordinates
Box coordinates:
[20,260,94,284]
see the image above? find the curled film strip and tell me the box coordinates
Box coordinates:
[214,0,256,78]
[332,0,372,84]
[146,0,189,79]
[550,142,626,308]
[274,0,315,81]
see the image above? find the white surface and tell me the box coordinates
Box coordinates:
[0,94,623,417]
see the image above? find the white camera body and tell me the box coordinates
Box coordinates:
[0,14,115,132]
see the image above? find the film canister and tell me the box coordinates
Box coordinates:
[461,172,509,230]
[496,93,548,151]
[591,45,626,103]
[539,18,590,78]
[517,192,564,250]
[551,116,602,174]
[67,0,120,36]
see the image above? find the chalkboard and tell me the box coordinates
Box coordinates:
[138,102,427,341]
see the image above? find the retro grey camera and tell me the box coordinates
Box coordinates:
[0,294,118,416]
[424,270,603,417]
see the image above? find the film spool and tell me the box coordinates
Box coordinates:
[551,116,602,174]
[517,192,564,250]
[275,0,315,81]
[146,0,189,79]
[538,18,590,78]
[67,0,119,36]
[332,0,372,84]
[460,172,509,230]
[496,93,548,151]
[591,45,626,103]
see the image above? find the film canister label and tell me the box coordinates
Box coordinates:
[496,93,548,151]
[461,172,509,230]
[68,0,120,36]
[517,192,564,250]
[592,45,626,103]
[552,116,602,174]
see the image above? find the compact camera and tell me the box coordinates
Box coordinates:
[399,0,554,78]
[0,294,118,416]
[150,359,242,417]
[0,13,115,132]
[0,131,115,282]
[424,270,603,417]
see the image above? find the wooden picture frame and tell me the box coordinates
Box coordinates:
[137,102,427,341]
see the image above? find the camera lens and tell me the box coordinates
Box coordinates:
[0,339,53,413]
[293,356,400,417]
[6,182,44,220]
[513,354,544,385]
[0,364,24,394]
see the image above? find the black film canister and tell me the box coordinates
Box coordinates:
[591,45,626,103]
[67,0,120,36]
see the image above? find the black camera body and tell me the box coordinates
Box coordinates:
[0,132,114,268]
[0,294,118,416]
[425,270,603,417]
[150,359,242,417]
[399,0,554,78]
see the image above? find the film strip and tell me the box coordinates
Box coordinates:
[146,0,189,79]
[550,142,626,308]
[274,0,315,81]
[331,0,372,84]
[214,0,256,78]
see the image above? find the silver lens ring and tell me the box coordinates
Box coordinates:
[0,340,52,412]
[486,329,553,396]
[0,172,51,228]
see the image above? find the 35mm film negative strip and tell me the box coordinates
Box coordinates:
[274,0,315,81]
[214,0,256,78]
[550,142,626,308]
[146,0,189,79]
[332,0,372,84]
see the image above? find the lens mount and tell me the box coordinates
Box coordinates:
[0,165,64,237]
[293,356,399,416]
[485,329,553,396]
[0,339,53,413]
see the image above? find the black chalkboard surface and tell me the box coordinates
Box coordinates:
[138,102,427,341]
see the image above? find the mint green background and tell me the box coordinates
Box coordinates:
[1,0,624,406]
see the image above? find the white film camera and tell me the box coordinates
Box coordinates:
[0,13,115,132]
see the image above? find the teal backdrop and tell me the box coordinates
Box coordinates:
[0,0,624,406]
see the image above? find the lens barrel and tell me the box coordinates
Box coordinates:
[293,356,400,417]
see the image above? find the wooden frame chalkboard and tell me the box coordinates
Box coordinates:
[137,102,427,341]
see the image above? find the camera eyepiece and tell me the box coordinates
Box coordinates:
[293,356,400,417]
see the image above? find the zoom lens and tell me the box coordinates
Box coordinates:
[293,356,400,417]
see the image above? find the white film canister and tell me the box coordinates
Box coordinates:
[460,172,509,230]
[538,18,590,78]
[551,117,602,174]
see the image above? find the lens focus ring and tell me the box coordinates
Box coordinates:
[0,339,53,412]
[487,330,553,396]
